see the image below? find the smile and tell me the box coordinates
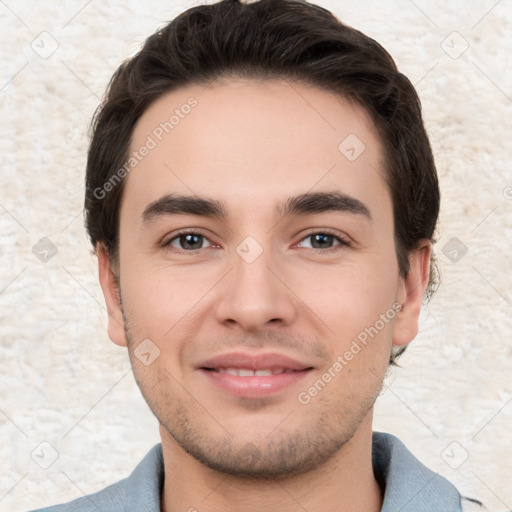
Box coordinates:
[206,367,302,376]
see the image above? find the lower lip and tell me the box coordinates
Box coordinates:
[199,369,312,398]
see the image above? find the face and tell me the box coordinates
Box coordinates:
[99,79,429,478]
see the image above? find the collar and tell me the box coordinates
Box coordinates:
[372,431,461,511]
[123,431,461,511]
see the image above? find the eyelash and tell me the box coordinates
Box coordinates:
[162,228,351,254]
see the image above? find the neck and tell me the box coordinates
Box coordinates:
[160,416,383,512]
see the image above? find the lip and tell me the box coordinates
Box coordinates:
[198,351,312,372]
[197,352,314,398]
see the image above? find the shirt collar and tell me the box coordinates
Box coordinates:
[124,432,461,511]
[373,431,461,511]
[125,443,164,511]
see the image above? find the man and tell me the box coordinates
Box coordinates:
[32,0,489,510]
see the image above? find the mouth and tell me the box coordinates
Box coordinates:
[197,352,314,398]
[203,367,306,376]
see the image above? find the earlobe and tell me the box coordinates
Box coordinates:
[392,241,432,347]
[97,244,127,347]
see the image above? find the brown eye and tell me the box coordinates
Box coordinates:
[298,232,349,250]
[166,232,212,251]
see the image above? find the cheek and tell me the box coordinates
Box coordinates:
[119,258,220,344]
[305,265,397,401]
[290,252,399,330]
[289,261,399,385]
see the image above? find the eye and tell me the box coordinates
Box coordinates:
[165,231,213,251]
[297,231,350,251]
[162,230,349,253]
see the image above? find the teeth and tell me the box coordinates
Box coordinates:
[217,368,290,376]
[255,369,273,376]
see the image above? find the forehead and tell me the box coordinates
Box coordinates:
[123,79,389,221]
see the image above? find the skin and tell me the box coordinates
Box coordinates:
[98,79,431,512]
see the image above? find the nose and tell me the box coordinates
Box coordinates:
[213,243,298,332]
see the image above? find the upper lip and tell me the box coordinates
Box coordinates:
[198,352,313,371]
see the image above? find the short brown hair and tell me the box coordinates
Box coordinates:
[85,0,440,365]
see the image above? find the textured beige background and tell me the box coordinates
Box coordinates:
[0,0,511,511]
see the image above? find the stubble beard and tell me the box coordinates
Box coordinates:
[123,311,382,480]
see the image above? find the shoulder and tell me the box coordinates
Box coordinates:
[372,432,492,512]
[27,478,128,512]
[27,444,164,512]
[27,479,128,512]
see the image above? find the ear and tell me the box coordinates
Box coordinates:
[97,244,127,347]
[392,240,432,347]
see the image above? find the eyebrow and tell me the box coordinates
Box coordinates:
[278,191,372,221]
[140,191,372,224]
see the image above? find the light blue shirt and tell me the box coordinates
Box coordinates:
[30,431,486,512]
